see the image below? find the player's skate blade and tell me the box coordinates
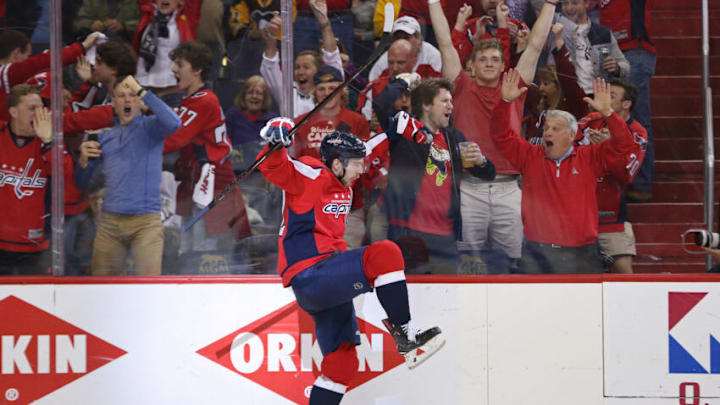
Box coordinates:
[404,332,445,369]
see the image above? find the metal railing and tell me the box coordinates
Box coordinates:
[702,0,716,271]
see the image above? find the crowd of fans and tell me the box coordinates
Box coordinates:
[0,0,656,276]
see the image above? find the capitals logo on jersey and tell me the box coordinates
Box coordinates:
[322,193,352,219]
[0,158,47,199]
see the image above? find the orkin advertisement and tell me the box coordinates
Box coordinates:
[604,282,720,402]
[0,282,487,405]
[1,277,718,405]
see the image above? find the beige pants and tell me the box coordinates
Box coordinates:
[459,178,523,258]
[91,212,164,275]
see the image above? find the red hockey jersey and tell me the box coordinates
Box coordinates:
[293,107,370,211]
[258,146,353,286]
[165,88,250,238]
[577,112,648,232]
[0,124,72,252]
[0,43,84,121]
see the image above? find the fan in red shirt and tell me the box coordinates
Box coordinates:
[575,78,648,274]
[164,41,250,252]
[293,65,370,248]
[492,71,634,274]
[0,85,60,274]
[429,0,556,272]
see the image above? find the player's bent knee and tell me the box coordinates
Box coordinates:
[363,240,405,283]
[321,343,358,386]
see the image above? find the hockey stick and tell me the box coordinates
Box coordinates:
[183,5,396,232]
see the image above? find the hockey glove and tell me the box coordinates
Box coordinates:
[391,111,434,145]
[192,163,215,208]
[260,117,295,147]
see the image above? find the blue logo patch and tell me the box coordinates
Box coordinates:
[668,292,720,374]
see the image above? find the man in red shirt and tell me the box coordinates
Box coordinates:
[493,71,633,273]
[294,65,370,247]
[0,85,57,274]
[576,78,647,273]
[429,0,556,272]
[294,66,370,158]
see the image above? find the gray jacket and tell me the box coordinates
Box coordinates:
[557,15,630,86]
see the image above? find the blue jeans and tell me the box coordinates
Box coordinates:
[293,14,354,59]
[64,211,96,275]
[625,48,657,192]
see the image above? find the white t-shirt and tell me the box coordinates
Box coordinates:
[574,23,594,94]
[136,12,180,88]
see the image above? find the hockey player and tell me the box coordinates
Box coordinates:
[257,122,445,404]
[292,64,370,248]
[164,41,250,253]
[575,78,648,273]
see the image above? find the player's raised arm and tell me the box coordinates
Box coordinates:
[257,118,310,196]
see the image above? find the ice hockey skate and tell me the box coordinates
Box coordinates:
[382,319,445,369]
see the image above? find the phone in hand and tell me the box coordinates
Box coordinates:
[87,133,99,160]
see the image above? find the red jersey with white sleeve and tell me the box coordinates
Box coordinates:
[0,43,85,121]
[165,87,250,237]
[257,145,353,286]
[0,124,72,252]
[577,112,648,232]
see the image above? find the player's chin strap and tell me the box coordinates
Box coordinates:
[326,158,346,183]
[182,6,397,233]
